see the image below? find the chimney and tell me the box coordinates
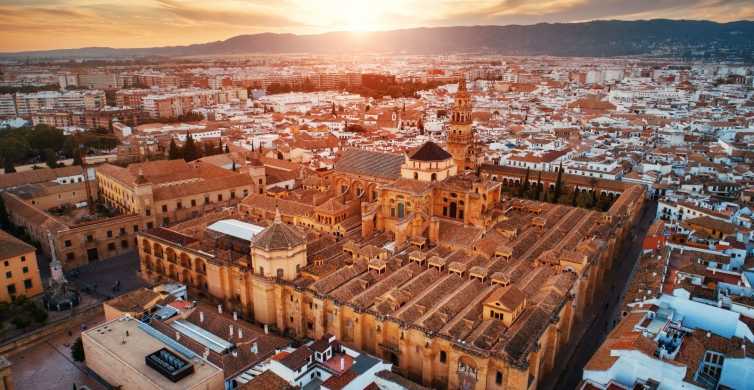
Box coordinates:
[218,304,223,314]
[175,331,181,341]
[233,311,238,321]
[340,356,344,370]
[199,311,204,323]
[238,328,243,339]
[229,325,234,338]
[232,350,238,357]
[264,324,269,334]
[251,342,258,354]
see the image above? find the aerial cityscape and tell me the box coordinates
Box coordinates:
[0,1,753,390]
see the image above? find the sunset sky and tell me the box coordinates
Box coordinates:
[1,0,753,52]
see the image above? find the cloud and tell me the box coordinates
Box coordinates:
[155,0,298,28]
[0,0,752,52]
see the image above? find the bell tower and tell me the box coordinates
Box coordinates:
[446,76,477,171]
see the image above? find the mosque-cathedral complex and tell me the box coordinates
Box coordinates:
[129,79,646,389]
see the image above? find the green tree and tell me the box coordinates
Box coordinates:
[0,136,31,165]
[11,316,30,329]
[557,188,573,204]
[571,186,579,207]
[519,168,530,197]
[43,149,59,168]
[204,141,223,156]
[71,336,85,362]
[3,158,16,173]
[552,163,563,203]
[182,133,200,162]
[0,196,10,230]
[596,193,612,211]
[168,138,181,160]
[532,171,542,200]
[576,190,594,209]
[27,125,66,152]
[72,151,83,166]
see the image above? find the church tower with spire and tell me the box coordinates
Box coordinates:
[446,76,477,171]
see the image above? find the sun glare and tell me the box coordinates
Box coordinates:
[344,0,375,32]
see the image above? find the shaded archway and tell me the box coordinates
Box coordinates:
[457,355,478,390]
[180,253,191,269]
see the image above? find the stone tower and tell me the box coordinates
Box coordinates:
[446,76,477,171]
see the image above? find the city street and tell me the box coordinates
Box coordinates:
[551,200,658,389]
[7,251,147,389]
[8,311,107,390]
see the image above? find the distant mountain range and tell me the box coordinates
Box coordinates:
[4,19,754,59]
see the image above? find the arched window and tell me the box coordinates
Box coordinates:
[431,173,437,181]
[259,266,264,275]
[276,269,284,279]
[414,172,418,180]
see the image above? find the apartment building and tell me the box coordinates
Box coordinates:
[12,90,106,117]
[141,88,248,119]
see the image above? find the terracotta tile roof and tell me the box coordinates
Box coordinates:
[277,346,312,371]
[152,174,254,201]
[0,229,35,259]
[146,227,198,246]
[309,334,333,353]
[486,285,526,311]
[683,216,737,235]
[153,303,289,379]
[321,369,358,390]
[0,165,84,190]
[334,149,404,180]
[240,370,296,390]
[104,288,161,313]
[241,194,314,217]
[99,160,254,200]
[251,220,305,251]
[408,141,452,161]
[584,312,649,372]
[384,178,433,195]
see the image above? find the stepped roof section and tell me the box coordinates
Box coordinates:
[334,149,404,180]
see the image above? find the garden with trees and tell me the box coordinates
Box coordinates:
[263,74,445,99]
[0,296,48,337]
[499,165,617,212]
[0,124,120,173]
[167,133,227,162]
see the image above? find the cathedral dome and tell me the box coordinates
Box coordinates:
[408,141,452,162]
[251,209,305,251]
